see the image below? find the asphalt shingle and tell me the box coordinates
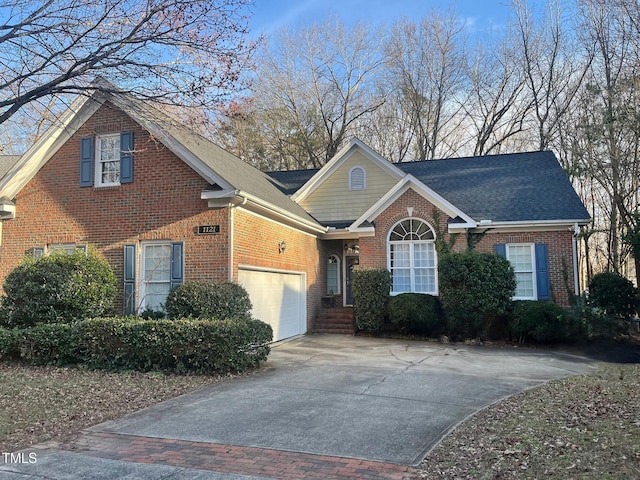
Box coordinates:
[266,151,590,223]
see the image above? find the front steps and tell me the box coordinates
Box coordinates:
[313,307,355,334]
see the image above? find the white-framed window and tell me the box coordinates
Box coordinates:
[349,166,366,190]
[33,244,88,258]
[506,244,536,300]
[388,218,437,295]
[327,254,341,294]
[48,244,88,255]
[140,243,172,311]
[95,133,121,187]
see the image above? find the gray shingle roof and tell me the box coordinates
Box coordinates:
[266,151,590,223]
[110,94,319,225]
[0,155,20,181]
[399,151,589,222]
[266,168,319,195]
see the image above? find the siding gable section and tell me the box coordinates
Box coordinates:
[296,140,403,223]
[300,150,399,222]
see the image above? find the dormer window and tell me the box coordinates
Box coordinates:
[349,166,366,190]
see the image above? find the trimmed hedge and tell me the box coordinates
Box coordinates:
[508,300,585,344]
[388,293,444,336]
[0,249,117,327]
[352,269,391,332]
[439,251,516,339]
[14,323,80,365]
[0,316,273,374]
[165,281,252,320]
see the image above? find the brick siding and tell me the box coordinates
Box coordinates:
[355,188,576,307]
[0,102,231,312]
[232,209,323,330]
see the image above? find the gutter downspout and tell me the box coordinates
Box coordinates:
[572,222,580,297]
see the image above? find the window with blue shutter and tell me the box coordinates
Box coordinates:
[123,244,137,315]
[498,243,550,301]
[84,132,134,187]
[80,137,94,187]
[170,242,184,289]
[535,243,550,300]
[120,131,134,184]
[139,242,184,312]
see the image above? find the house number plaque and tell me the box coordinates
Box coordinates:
[197,225,220,234]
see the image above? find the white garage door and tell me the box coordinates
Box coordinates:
[238,268,306,341]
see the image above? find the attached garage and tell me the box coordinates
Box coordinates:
[237,267,307,342]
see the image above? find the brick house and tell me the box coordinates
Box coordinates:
[0,88,590,341]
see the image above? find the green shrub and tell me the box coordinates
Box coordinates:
[352,269,391,332]
[388,293,444,336]
[0,326,18,359]
[588,272,638,318]
[75,316,272,373]
[0,249,117,327]
[165,281,252,320]
[13,323,81,365]
[439,251,516,339]
[571,295,627,340]
[509,301,584,344]
[2,315,272,373]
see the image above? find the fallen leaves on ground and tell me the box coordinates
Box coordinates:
[413,363,640,480]
[0,362,225,452]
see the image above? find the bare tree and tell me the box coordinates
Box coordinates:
[386,12,467,160]
[235,18,387,169]
[568,0,640,280]
[463,29,532,156]
[513,0,593,152]
[0,0,257,128]
[354,89,416,163]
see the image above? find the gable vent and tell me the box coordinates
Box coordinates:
[349,166,366,190]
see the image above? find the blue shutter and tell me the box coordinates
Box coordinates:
[535,243,550,300]
[120,132,134,184]
[123,244,137,315]
[170,242,184,289]
[494,244,506,258]
[80,137,94,187]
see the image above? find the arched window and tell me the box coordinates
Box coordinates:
[349,166,366,190]
[388,218,437,294]
[327,254,341,294]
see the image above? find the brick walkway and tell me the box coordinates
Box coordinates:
[63,431,417,480]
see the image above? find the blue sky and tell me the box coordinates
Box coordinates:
[249,0,513,36]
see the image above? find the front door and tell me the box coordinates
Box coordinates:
[345,256,359,305]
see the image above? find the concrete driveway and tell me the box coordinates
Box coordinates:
[1,335,595,479]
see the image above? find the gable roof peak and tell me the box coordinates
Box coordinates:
[291,138,404,202]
